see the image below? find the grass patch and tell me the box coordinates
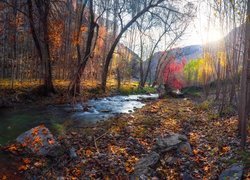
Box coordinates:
[226,150,250,166]
[143,117,158,128]
[182,86,202,97]
[118,86,156,95]
[51,123,65,135]
[196,100,213,111]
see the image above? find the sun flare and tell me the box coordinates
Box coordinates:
[206,28,223,43]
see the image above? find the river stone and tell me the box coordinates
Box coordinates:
[133,151,160,177]
[69,147,77,159]
[182,172,194,180]
[154,133,188,152]
[16,125,59,156]
[219,163,244,180]
[178,142,193,155]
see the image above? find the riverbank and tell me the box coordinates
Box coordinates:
[1,97,249,179]
[0,80,156,108]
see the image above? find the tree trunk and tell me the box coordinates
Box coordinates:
[116,68,121,90]
[101,0,164,92]
[68,0,98,96]
[27,0,55,95]
[239,0,250,147]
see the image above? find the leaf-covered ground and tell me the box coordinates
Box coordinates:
[1,98,250,179]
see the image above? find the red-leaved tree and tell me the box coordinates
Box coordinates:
[163,57,186,89]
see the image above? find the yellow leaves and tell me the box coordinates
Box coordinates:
[125,156,139,173]
[217,51,227,68]
[108,145,127,156]
[161,118,181,132]
[109,126,121,134]
[221,146,231,153]
[149,105,158,113]
[189,132,199,144]
[197,53,214,84]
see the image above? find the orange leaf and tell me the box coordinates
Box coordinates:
[193,149,199,155]
[85,149,93,157]
[23,158,31,164]
[203,166,209,172]
[222,146,230,153]
[18,165,28,171]
[48,139,55,145]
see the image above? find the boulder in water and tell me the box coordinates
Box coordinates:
[16,125,59,156]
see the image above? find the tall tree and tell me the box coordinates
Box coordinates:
[27,0,55,95]
[68,0,103,95]
[101,0,166,92]
[239,0,250,147]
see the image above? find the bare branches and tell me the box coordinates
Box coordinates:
[1,0,29,17]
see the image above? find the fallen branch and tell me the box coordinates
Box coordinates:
[94,131,109,153]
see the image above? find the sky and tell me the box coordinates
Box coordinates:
[120,0,225,55]
[176,1,223,47]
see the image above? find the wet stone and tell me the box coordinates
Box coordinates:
[133,151,160,177]
[16,125,59,156]
[154,133,188,152]
[219,163,244,180]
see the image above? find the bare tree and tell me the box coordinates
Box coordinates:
[27,0,55,95]
[101,0,167,92]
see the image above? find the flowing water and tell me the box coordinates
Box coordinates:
[0,94,158,146]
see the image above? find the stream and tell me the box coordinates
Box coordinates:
[0,94,158,146]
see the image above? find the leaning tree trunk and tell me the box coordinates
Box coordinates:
[68,7,99,96]
[68,0,96,96]
[101,0,164,92]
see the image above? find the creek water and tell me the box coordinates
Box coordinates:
[0,94,158,146]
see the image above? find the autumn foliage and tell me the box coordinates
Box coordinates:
[163,56,186,89]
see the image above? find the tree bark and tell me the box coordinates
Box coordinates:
[239,0,250,147]
[68,0,99,96]
[27,0,55,95]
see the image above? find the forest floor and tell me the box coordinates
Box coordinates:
[1,96,250,179]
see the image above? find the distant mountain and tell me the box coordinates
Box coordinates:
[166,45,203,61]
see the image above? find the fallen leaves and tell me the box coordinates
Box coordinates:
[18,165,28,171]
[3,98,249,179]
[85,149,93,157]
[125,156,139,173]
[22,158,31,164]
